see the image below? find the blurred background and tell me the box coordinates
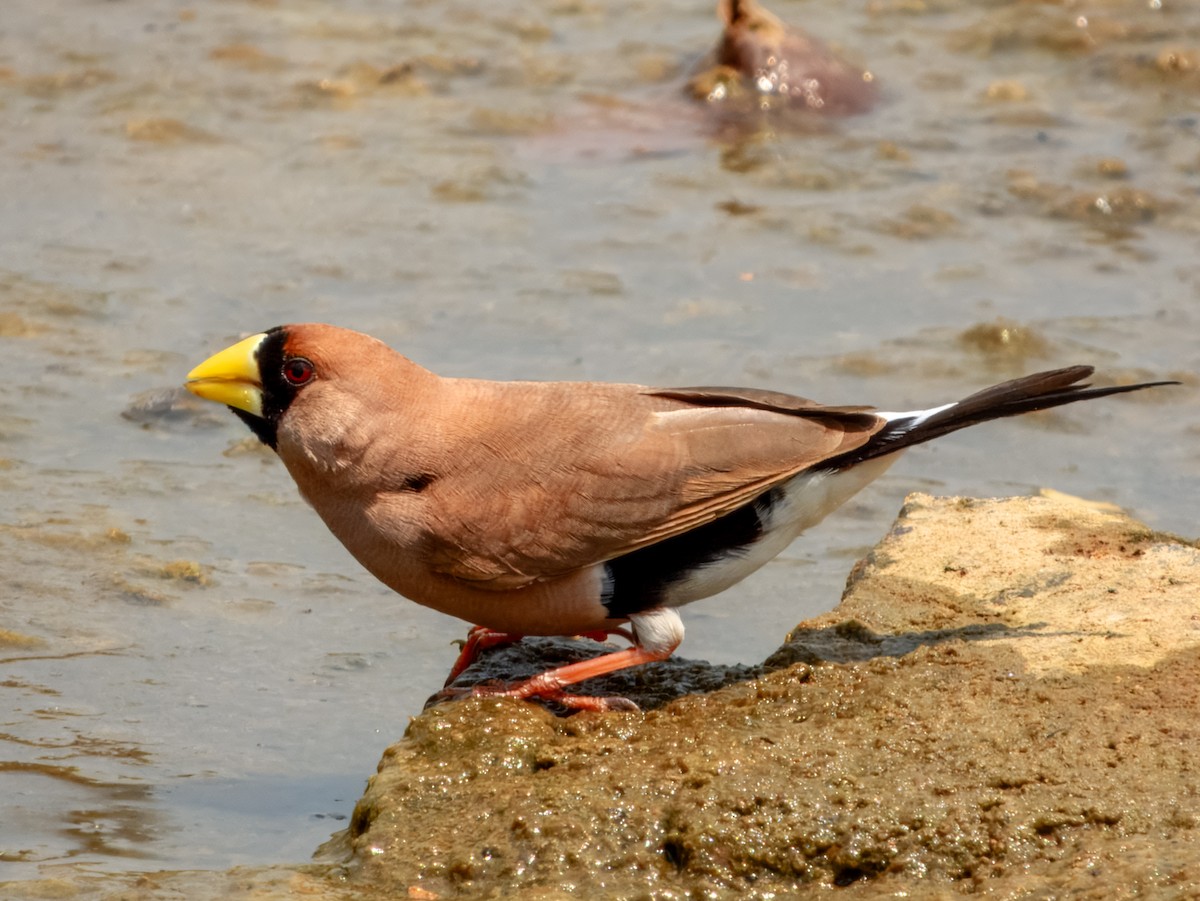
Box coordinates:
[1,0,1197,881]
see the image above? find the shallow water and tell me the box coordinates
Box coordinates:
[1,0,1197,882]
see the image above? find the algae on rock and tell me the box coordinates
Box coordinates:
[336,494,1200,899]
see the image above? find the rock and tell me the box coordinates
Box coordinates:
[121,385,228,428]
[334,493,1200,898]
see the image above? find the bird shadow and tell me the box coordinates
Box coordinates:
[431,619,1071,714]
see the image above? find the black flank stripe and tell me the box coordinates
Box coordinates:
[602,487,782,619]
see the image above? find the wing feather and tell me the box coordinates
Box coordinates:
[418,381,882,589]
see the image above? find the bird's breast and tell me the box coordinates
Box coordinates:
[291,475,621,635]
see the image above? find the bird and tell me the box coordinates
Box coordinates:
[185,323,1175,710]
[693,0,878,116]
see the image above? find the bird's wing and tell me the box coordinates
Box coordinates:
[421,384,882,589]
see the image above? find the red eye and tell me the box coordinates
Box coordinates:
[283,357,315,386]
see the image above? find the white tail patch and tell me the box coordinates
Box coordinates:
[874,400,957,431]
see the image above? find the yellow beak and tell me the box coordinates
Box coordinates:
[185,333,268,417]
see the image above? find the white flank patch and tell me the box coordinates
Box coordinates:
[661,454,902,608]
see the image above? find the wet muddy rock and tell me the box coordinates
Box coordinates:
[334,494,1200,898]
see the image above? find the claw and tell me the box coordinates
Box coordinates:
[443,626,523,686]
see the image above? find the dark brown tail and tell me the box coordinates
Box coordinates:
[835,366,1178,467]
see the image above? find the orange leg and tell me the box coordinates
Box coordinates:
[439,640,678,712]
[438,608,684,711]
[444,625,637,687]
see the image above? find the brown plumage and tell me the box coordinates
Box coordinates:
[185,323,1174,710]
[692,0,878,116]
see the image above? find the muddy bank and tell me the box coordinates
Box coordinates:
[4,492,1197,898]
[334,493,1199,899]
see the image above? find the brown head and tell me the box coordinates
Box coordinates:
[184,323,436,454]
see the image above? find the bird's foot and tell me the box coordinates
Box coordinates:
[444,626,637,687]
[433,640,677,713]
[445,626,524,686]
